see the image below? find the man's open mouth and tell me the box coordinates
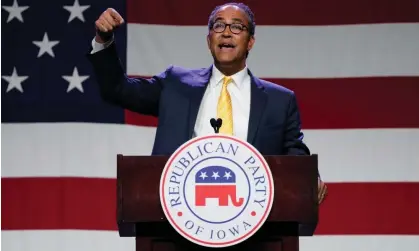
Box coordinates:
[218,43,236,49]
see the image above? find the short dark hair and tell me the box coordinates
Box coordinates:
[208,2,256,36]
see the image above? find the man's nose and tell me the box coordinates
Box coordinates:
[222,26,232,37]
[222,30,232,37]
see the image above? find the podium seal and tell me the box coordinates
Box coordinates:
[159,134,274,248]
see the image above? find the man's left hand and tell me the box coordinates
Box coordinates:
[318,178,328,204]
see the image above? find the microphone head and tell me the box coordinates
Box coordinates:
[210,118,216,127]
[216,118,222,127]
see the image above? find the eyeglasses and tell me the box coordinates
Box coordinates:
[212,21,248,34]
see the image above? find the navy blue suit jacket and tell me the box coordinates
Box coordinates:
[87,43,310,156]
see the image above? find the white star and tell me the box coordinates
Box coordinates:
[2,67,29,93]
[224,171,232,180]
[199,172,208,180]
[32,32,60,58]
[62,67,89,93]
[212,172,220,180]
[63,0,90,23]
[2,0,29,23]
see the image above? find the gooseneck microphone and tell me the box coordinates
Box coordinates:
[210,118,223,133]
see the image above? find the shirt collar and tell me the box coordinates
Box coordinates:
[211,64,249,89]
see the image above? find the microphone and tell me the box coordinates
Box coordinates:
[210,118,223,133]
[210,118,217,133]
[216,118,222,128]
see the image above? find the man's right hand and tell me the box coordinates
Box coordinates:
[95,8,125,44]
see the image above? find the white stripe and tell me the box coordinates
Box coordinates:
[126,23,419,78]
[2,230,419,251]
[299,235,419,251]
[2,123,419,181]
[1,123,155,178]
[1,230,134,251]
[304,128,419,182]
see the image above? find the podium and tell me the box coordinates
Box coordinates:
[116,154,318,251]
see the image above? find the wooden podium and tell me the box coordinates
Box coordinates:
[116,154,318,251]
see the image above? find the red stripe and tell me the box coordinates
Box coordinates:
[2,178,419,234]
[124,77,419,129]
[1,178,117,231]
[125,111,157,127]
[315,182,419,235]
[127,0,419,25]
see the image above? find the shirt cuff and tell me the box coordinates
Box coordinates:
[90,36,114,54]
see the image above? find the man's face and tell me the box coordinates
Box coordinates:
[207,5,255,66]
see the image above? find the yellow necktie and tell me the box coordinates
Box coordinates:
[217,76,233,135]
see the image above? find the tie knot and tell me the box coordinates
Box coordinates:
[223,76,233,86]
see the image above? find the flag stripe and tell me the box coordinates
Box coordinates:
[126,23,419,78]
[2,124,419,182]
[278,77,419,129]
[299,235,419,251]
[1,123,155,178]
[1,230,135,251]
[2,231,419,251]
[1,178,117,231]
[2,178,419,235]
[315,182,419,235]
[125,76,419,129]
[126,0,419,25]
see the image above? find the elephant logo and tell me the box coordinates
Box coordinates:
[195,166,244,207]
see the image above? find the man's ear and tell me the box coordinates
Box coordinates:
[206,34,210,50]
[247,35,255,51]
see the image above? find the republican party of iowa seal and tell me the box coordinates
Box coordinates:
[159,134,274,248]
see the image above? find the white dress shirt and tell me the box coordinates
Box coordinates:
[91,38,251,141]
[192,65,251,141]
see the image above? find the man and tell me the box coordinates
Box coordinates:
[87,3,327,203]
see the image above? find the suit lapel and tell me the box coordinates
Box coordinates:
[247,71,267,144]
[187,66,212,139]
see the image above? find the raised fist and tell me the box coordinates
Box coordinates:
[95,8,125,43]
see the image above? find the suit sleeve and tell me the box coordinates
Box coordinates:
[283,92,311,155]
[86,42,171,117]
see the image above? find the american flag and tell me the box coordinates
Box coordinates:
[2,0,419,250]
